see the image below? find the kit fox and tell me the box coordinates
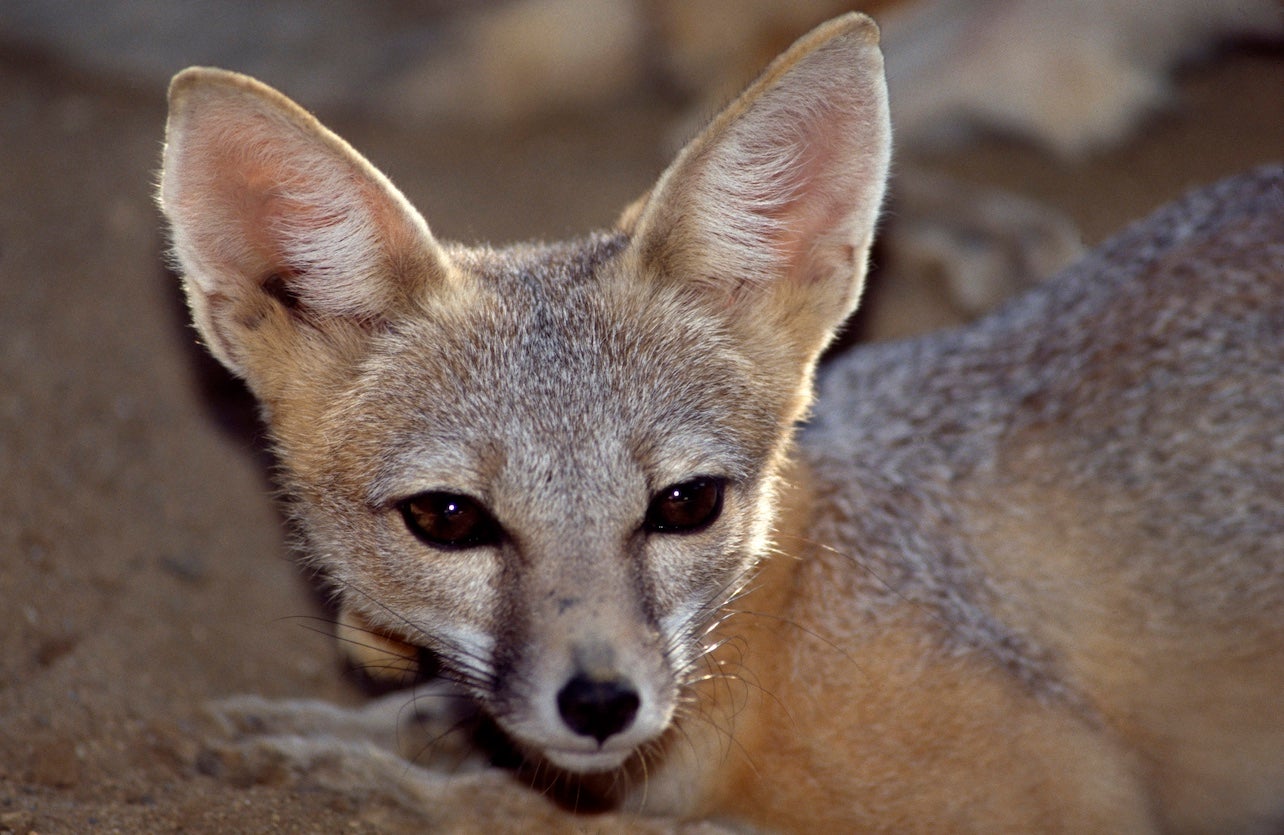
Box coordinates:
[159,13,1284,833]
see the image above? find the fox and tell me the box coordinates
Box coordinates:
[158,13,1284,834]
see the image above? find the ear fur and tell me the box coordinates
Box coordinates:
[158,67,452,384]
[623,13,892,362]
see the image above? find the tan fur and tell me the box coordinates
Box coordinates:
[159,13,1284,833]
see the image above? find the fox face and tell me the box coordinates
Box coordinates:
[160,15,889,776]
[289,236,797,772]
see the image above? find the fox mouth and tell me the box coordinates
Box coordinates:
[539,744,634,774]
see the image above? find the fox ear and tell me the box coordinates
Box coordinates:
[624,13,891,363]
[158,67,452,389]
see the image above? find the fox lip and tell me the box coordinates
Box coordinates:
[540,745,634,774]
[514,722,645,774]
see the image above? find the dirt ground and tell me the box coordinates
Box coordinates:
[0,25,1280,835]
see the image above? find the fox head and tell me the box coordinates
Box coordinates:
[159,14,889,775]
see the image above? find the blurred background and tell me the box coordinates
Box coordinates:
[0,1,1279,830]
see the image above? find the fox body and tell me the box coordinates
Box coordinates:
[159,14,1284,833]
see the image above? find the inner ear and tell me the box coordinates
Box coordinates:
[161,67,461,384]
[162,67,453,323]
[262,270,305,312]
[625,14,891,347]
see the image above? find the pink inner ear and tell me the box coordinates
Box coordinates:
[168,93,413,318]
[170,109,311,282]
[762,121,854,286]
[711,93,871,295]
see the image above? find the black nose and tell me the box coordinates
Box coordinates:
[556,673,640,744]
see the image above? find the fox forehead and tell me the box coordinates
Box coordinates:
[317,234,780,508]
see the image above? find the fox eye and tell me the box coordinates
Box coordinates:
[645,477,725,534]
[399,492,500,550]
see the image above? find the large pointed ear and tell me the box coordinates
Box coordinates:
[622,13,891,364]
[158,67,453,392]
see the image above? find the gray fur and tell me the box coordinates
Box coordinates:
[806,164,1284,684]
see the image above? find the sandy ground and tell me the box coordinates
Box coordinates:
[0,27,1280,835]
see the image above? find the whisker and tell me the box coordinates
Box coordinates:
[318,578,500,694]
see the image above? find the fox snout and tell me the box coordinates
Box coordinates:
[501,578,680,772]
[557,654,642,745]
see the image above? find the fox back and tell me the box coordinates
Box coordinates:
[794,165,1284,832]
[158,13,1284,833]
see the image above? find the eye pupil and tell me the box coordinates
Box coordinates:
[645,477,725,534]
[400,492,499,549]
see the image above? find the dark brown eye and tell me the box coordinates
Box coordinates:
[399,492,500,550]
[644,477,725,534]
